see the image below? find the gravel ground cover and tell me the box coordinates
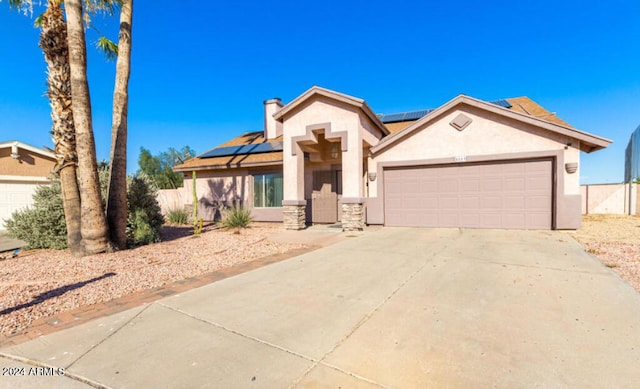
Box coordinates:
[573,214,640,292]
[0,224,306,336]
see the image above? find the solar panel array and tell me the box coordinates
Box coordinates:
[377,99,513,124]
[377,109,434,124]
[199,141,283,159]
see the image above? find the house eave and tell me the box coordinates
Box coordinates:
[173,160,283,173]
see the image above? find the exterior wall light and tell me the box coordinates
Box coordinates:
[565,162,578,174]
[330,143,339,159]
[368,172,377,181]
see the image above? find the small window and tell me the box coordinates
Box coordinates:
[253,173,283,208]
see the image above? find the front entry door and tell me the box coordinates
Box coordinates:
[311,170,340,223]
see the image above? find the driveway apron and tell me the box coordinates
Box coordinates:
[1,228,639,388]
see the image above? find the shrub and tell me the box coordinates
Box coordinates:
[5,179,67,249]
[220,205,252,233]
[5,170,165,249]
[126,174,165,245]
[166,207,190,225]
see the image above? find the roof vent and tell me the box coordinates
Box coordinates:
[450,113,472,131]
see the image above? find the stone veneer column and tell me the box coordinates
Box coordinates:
[341,199,364,231]
[282,200,306,230]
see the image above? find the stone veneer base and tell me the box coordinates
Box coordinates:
[283,204,306,230]
[341,203,364,231]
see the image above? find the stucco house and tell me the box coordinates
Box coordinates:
[173,86,611,231]
[0,141,55,230]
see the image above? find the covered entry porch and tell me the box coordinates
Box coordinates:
[273,87,388,231]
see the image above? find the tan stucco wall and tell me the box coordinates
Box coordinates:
[177,167,284,222]
[0,148,55,178]
[369,106,580,198]
[581,183,637,215]
[182,169,252,221]
[366,105,584,229]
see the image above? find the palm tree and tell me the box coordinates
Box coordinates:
[64,0,110,254]
[106,0,132,249]
[39,0,84,256]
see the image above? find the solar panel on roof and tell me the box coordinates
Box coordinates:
[490,99,512,108]
[377,99,512,124]
[378,109,434,124]
[199,141,283,159]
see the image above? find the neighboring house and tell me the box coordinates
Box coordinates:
[173,86,611,231]
[0,141,56,230]
[625,124,640,182]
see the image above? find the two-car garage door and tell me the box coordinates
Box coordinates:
[383,159,553,229]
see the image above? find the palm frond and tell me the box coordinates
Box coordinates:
[8,0,25,8]
[34,12,43,27]
[6,0,34,16]
[85,0,118,16]
[96,36,118,60]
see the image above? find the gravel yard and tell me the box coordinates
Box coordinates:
[0,224,306,337]
[573,214,640,292]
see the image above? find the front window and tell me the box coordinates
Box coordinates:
[253,173,283,208]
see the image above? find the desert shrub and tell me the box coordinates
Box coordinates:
[5,171,165,249]
[220,205,252,233]
[166,207,190,225]
[126,174,165,245]
[5,179,67,249]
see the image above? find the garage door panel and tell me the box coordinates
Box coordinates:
[0,182,45,230]
[527,176,551,190]
[459,179,480,192]
[504,178,526,191]
[503,196,525,209]
[384,159,552,229]
[438,196,459,209]
[438,213,460,227]
[480,196,502,209]
[527,196,551,209]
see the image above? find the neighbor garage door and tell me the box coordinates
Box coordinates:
[0,182,44,230]
[383,159,553,229]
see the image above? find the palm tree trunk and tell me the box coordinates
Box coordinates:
[64,0,110,254]
[40,0,84,256]
[106,0,133,249]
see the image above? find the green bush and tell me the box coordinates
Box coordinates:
[126,174,165,245]
[220,205,252,232]
[166,207,190,225]
[5,179,67,249]
[5,170,165,249]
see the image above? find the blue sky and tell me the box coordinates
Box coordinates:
[1,0,639,183]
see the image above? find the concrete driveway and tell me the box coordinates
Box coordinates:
[1,228,639,388]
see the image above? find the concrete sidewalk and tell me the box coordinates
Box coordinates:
[1,228,639,388]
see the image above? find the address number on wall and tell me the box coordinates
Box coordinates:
[454,156,467,162]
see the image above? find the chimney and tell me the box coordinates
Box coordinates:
[264,98,284,140]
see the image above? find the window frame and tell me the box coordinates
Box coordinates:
[252,171,283,208]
